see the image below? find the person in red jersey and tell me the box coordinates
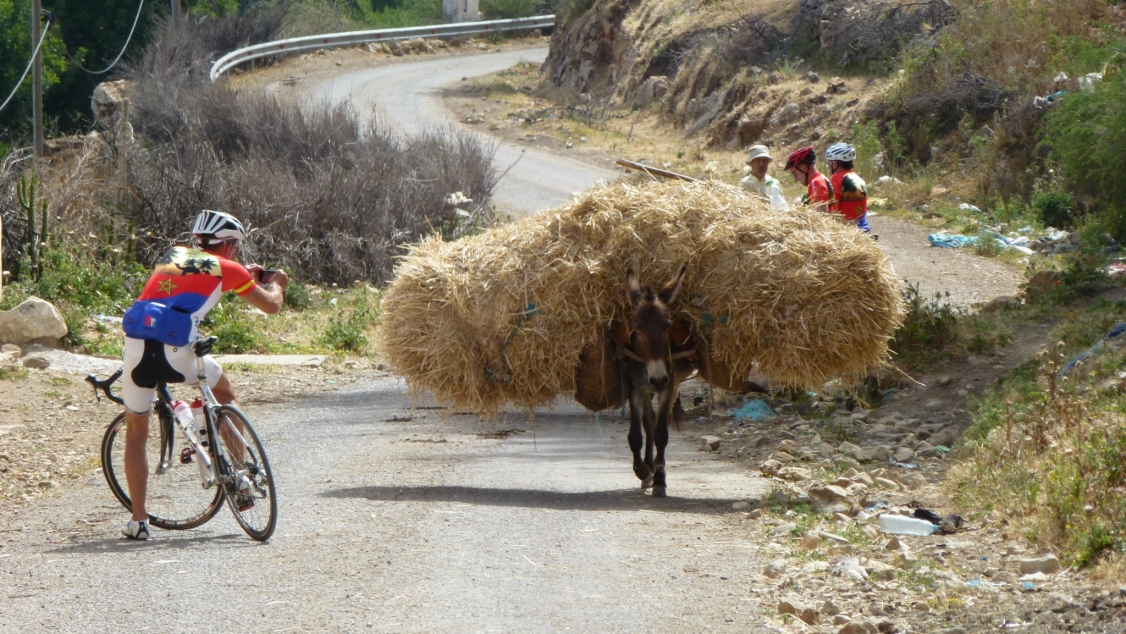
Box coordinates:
[783,146,834,214]
[824,142,872,233]
[118,210,288,540]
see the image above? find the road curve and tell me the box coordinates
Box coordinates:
[306,47,618,217]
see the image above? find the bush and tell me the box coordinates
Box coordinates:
[890,284,960,368]
[1031,190,1074,229]
[117,16,497,286]
[481,0,544,19]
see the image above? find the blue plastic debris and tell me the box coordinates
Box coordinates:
[732,399,775,422]
[1021,582,1038,592]
[965,579,983,588]
[1060,323,1126,379]
[929,233,978,248]
[890,459,918,469]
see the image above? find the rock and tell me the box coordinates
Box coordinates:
[801,533,822,550]
[806,71,821,83]
[868,446,892,462]
[839,441,863,459]
[735,117,767,145]
[775,103,801,125]
[937,629,967,634]
[778,599,806,616]
[1,343,20,357]
[983,295,1021,312]
[700,435,722,451]
[770,522,798,536]
[448,37,461,48]
[839,621,877,634]
[91,79,135,147]
[809,485,851,505]
[748,508,763,519]
[833,512,851,522]
[800,608,821,625]
[777,466,813,481]
[827,77,847,93]
[915,441,938,458]
[1026,270,1060,297]
[732,501,751,511]
[894,472,927,489]
[0,297,68,344]
[759,459,782,476]
[764,559,787,578]
[893,551,918,569]
[851,471,874,486]
[937,376,953,387]
[1018,554,1061,575]
[833,455,861,470]
[867,561,897,581]
[776,439,800,453]
[822,600,842,616]
[892,447,915,463]
[22,356,49,370]
[633,76,669,108]
[771,451,796,463]
[873,477,900,490]
[884,536,906,551]
[833,614,853,625]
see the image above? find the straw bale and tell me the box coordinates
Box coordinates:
[378,180,904,413]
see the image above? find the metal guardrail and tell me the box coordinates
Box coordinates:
[210,15,556,82]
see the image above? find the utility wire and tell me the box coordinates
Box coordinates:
[0,16,52,115]
[79,0,145,75]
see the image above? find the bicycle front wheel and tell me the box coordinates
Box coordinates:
[101,410,224,530]
[211,405,278,541]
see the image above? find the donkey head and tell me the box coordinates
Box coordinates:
[626,265,688,392]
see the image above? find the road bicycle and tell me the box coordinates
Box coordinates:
[86,337,277,541]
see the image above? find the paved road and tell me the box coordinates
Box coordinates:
[306,48,618,217]
[0,378,771,632]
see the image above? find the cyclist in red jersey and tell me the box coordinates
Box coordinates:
[783,146,834,213]
[824,142,872,233]
[118,210,289,540]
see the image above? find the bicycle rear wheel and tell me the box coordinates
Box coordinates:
[211,405,277,541]
[101,409,224,530]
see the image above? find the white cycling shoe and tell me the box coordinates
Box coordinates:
[121,519,151,540]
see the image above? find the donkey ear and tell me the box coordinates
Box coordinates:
[626,268,642,307]
[658,265,688,305]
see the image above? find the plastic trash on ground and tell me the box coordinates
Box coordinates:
[877,514,939,535]
[958,203,982,213]
[928,233,977,248]
[732,399,775,422]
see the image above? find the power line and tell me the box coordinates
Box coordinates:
[79,0,146,75]
[0,16,51,115]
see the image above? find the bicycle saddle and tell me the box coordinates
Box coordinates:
[193,336,217,358]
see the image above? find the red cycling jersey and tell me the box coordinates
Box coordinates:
[830,170,868,222]
[803,170,835,210]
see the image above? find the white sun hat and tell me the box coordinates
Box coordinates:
[745,145,774,163]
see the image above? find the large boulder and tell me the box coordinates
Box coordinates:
[91,79,135,147]
[0,297,68,344]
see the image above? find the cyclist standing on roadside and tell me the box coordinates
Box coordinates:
[824,142,872,233]
[783,146,834,214]
[118,210,288,540]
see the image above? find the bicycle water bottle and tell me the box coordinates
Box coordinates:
[190,399,208,448]
[877,514,939,536]
[171,400,193,429]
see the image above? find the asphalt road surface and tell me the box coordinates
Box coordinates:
[0,378,772,632]
[306,47,618,217]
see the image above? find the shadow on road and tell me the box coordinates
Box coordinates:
[320,484,744,514]
[46,532,250,555]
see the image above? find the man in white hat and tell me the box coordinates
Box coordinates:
[738,145,788,212]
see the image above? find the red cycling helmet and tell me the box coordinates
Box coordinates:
[784,146,816,170]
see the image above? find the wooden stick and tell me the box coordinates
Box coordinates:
[615,159,699,183]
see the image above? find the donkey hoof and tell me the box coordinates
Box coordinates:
[652,486,667,498]
[641,476,654,490]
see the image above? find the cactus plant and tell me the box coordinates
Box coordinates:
[15,174,48,281]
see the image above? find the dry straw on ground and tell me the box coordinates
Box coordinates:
[378,179,903,413]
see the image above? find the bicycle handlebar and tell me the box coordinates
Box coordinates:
[86,368,125,406]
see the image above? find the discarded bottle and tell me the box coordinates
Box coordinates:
[190,399,208,448]
[878,514,939,536]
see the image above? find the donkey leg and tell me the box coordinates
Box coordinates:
[642,392,657,490]
[652,384,678,498]
[627,387,651,487]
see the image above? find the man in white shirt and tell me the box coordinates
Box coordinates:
[738,145,788,212]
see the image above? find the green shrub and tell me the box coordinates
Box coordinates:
[1031,190,1074,229]
[890,284,961,368]
[319,288,379,352]
[481,0,540,19]
[199,295,271,354]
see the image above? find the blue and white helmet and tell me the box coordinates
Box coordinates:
[824,142,856,162]
[192,209,246,245]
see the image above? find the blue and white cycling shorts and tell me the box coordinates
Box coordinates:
[122,336,222,414]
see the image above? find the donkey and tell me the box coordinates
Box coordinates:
[616,265,697,498]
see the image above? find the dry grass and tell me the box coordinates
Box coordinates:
[379,179,903,413]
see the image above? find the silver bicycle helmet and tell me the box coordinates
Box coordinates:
[824,142,856,162]
[192,209,246,244]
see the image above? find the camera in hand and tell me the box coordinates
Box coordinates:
[257,269,277,284]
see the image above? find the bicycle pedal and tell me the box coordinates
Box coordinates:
[179,447,195,464]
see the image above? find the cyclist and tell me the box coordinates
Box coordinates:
[783,146,833,214]
[824,142,872,233]
[118,210,288,540]
[738,145,788,212]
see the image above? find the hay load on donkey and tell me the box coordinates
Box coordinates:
[378,179,904,415]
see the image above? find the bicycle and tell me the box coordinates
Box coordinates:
[86,336,277,541]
